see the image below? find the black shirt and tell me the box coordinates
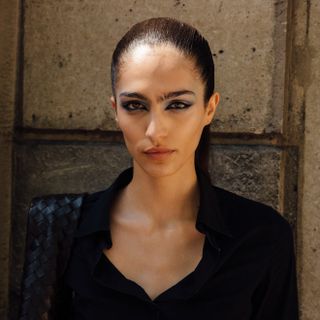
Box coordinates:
[64,166,299,319]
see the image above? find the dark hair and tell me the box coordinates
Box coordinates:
[111,17,215,179]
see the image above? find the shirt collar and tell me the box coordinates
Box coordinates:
[74,166,234,250]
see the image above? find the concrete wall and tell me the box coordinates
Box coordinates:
[0,1,319,319]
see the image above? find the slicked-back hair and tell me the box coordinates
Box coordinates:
[111,17,215,179]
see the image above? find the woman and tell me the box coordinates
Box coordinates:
[20,17,299,319]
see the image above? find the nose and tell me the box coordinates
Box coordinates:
[145,111,168,145]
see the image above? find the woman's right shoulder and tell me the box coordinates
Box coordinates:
[81,187,109,209]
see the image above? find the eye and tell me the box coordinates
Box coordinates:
[121,101,147,112]
[167,101,192,110]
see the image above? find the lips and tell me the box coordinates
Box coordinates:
[143,147,175,160]
[144,147,175,154]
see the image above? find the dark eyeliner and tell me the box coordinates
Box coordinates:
[167,101,192,110]
[120,101,146,111]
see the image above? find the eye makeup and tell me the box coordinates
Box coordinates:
[166,100,192,110]
[120,100,193,112]
[120,101,147,111]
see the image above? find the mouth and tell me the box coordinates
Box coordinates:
[143,148,175,160]
[144,147,175,154]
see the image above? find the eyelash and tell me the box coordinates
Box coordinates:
[120,101,192,112]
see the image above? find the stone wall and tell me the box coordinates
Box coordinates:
[0,0,20,318]
[0,1,319,319]
[297,1,320,319]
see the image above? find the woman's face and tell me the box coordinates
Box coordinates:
[111,44,219,177]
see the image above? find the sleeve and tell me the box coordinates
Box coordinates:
[250,218,299,320]
[18,194,84,320]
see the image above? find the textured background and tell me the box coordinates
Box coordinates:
[0,1,319,319]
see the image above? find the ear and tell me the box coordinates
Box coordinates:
[204,92,220,126]
[110,96,118,122]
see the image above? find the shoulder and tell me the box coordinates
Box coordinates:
[21,193,86,318]
[81,189,106,207]
[212,185,293,245]
[27,193,87,237]
[78,188,109,219]
[30,192,86,206]
[29,193,86,216]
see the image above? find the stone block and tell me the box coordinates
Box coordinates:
[210,145,282,213]
[23,0,287,133]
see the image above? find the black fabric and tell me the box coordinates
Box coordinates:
[64,167,299,320]
[19,194,86,320]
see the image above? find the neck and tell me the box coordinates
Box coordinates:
[122,159,200,230]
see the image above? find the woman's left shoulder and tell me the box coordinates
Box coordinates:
[212,184,293,240]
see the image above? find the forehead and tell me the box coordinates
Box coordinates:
[116,44,203,95]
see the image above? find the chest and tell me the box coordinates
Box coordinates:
[66,221,273,319]
[103,224,206,301]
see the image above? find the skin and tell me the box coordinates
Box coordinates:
[106,43,220,300]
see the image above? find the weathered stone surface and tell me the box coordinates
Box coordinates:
[23,0,287,133]
[10,142,131,319]
[0,1,20,319]
[280,148,299,232]
[298,1,320,319]
[285,0,310,147]
[210,145,282,214]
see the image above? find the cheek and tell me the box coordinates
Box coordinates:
[182,109,205,132]
[118,116,143,149]
[186,120,205,147]
[175,114,206,150]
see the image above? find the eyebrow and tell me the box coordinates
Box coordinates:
[119,90,195,103]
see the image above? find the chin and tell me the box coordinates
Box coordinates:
[135,159,182,178]
[134,153,197,179]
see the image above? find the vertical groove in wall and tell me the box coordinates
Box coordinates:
[270,0,289,133]
[0,1,21,319]
[305,0,310,37]
[278,149,286,215]
[281,0,297,232]
[278,0,300,246]
[9,1,24,319]
[283,0,294,142]
[288,1,310,318]
[15,0,25,129]
[283,148,299,236]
